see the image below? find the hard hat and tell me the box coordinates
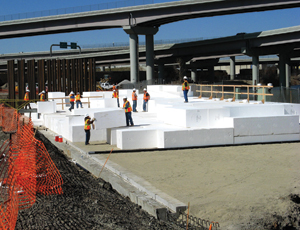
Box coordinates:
[123,97,127,100]
[77,92,80,94]
[42,90,45,93]
[183,76,187,79]
[85,114,89,117]
[70,91,74,94]
[113,90,115,92]
[133,88,136,91]
[143,88,147,91]
[26,89,30,92]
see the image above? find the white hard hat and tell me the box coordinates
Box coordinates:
[70,91,74,94]
[42,90,45,93]
[143,88,147,91]
[26,89,30,92]
[85,114,89,117]
[123,97,127,100]
[113,90,115,92]
[133,88,136,91]
[183,76,187,79]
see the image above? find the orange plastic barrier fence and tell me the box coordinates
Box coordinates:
[0,104,63,229]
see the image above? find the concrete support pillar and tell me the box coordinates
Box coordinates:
[208,66,214,83]
[252,56,259,86]
[100,66,105,72]
[129,33,139,83]
[146,34,154,84]
[191,68,197,83]
[285,62,291,88]
[279,54,289,87]
[230,56,236,80]
[158,63,164,84]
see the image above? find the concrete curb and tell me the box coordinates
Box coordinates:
[39,129,187,220]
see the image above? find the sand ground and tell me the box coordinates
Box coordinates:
[101,142,300,229]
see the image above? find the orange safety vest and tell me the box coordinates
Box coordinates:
[143,92,150,101]
[123,101,132,113]
[182,81,190,91]
[112,85,116,90]
[70,95,75,102]
[24,92,29,101]
[132,92,137,101]
[75,94,81,101]
[112,91,119,98]
[84,118,91,130]
[40,93,45,101]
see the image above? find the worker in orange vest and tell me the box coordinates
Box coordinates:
[24,89,31,109]
[143,88,150,112]
[132,88,138,112]
[69,91,75,112]
[84,114,95,145]
[39,90,46,101]
[182,76,190,103]
[123,97,134,126]
[75,92,83,109]
[112,89,120,107]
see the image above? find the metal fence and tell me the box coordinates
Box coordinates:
[0,0,156,22]
[269,87,300,104]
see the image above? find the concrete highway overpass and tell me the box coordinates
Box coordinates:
[0,0,300,84]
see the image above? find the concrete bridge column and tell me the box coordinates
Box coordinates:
[252,56,259,86]
[123,26,159,84]
[191,68,197,83]
[230,56,236,80]
[279,54,290,87]
[158,63,164,84]
[146,34,154,84]
[129,33,139,83]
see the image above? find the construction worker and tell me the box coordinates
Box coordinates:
[75,92,83,109]
[112,89,120,107]
[143,88,150,112]
[182,76,190,103]
[84,114,95,145]
[69,91,75,112]
[132,88,138,112]
[123,97,134,126]
[24,89,31,109]
[39,90,46,101]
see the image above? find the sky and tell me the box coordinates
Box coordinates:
[0,0,300,54]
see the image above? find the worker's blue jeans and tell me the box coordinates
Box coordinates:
[183,90,188,102]
[76,101,83,108]
[125,112,134,126]
[132,100,137,112]
[85,130,90,145]
[69,102,74,111]
[143,100,148,112]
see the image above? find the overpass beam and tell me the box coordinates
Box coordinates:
[230,56,236,80]
[252,56,259,86]
[124,26,158,84]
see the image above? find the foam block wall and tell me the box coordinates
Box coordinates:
[93,108,126,129]
[233,115,299,136]
[69,125,107,142]
[37,101,56,114]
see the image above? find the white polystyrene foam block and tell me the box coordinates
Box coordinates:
[102,92,113,99]
[233,115,299,137]
[229,104,284,117]
[148,100,157,113]
[207,108,231,128]
[48,92,65,99]
[185,109,209,128]
[116,129,158,150]
[283,104,300,122]
[37,101,56,114]
[234,133,300,144]
[69,125,107,142]
[93,109,125,129]
[82,91,103,97]
[158,128,233,148]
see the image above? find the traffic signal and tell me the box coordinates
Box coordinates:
[60,42,68,49]
[71,42,77,49]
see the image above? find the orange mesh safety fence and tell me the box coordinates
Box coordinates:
[0,105,63,229]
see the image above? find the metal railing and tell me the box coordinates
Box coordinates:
[196,84,273,104]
